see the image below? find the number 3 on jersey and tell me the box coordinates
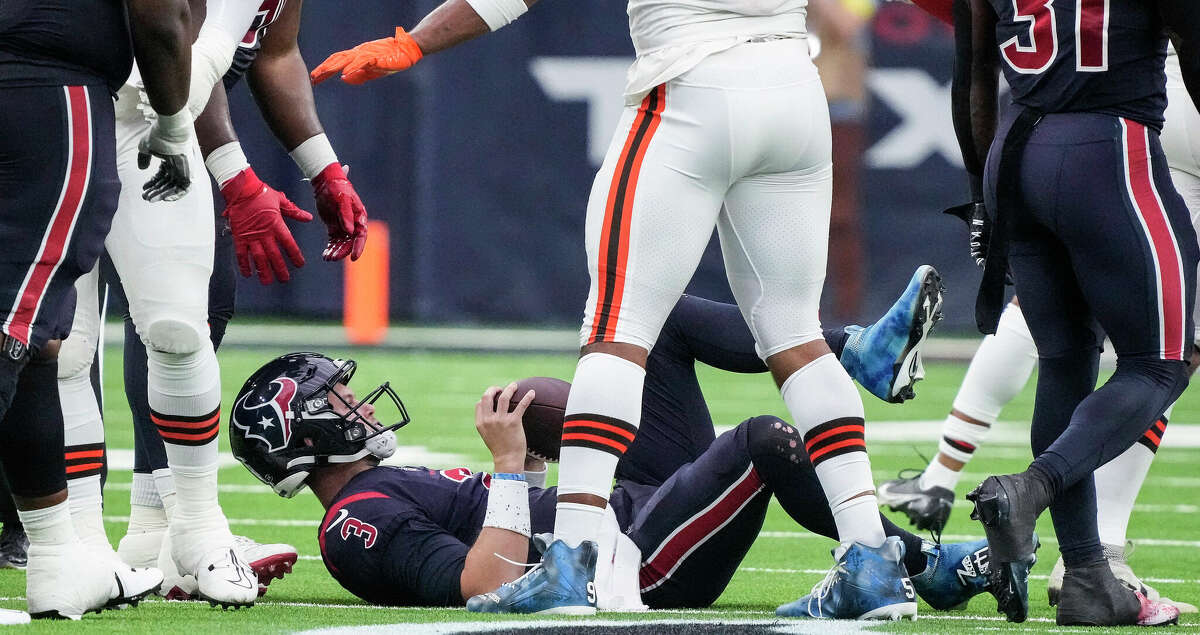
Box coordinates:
[1001,0,1109,74]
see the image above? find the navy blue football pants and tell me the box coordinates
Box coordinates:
[0,84,117,499]
[609,295,922,608]
[992,112,1198,567]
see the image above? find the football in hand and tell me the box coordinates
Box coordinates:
[493,376,570,462]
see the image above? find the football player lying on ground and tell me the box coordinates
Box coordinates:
[231,279,1013,615]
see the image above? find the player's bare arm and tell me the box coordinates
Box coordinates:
[461,383,537,600]
[126,0,192,115]
[960,0,999,173]
[126,0,195,202]
[1160,0,1200,108]
[310,0,538,85]
[944,0,998,267]
[249,0,372,263]
[248,0,322,149]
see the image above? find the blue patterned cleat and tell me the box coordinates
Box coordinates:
[910,537,1034,611]
[776,537,917,620]
[466,534,597,615]
[841,265,944,403]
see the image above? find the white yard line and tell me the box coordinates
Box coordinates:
[756,531,1200,548]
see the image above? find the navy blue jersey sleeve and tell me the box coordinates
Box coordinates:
[382,515,470,606]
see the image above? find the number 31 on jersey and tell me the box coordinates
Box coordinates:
[1001,0,1109,74]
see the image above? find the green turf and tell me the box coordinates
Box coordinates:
[3,346,1197,632]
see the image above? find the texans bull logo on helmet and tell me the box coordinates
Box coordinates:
[233,377,299,452]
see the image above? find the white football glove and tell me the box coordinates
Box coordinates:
[137,107,193,203]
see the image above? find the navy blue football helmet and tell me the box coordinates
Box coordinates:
[229,352,409,497]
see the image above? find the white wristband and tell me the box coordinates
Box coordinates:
[289,133,339,180]
[483,477,530,537]
[524,466,548,489]
[464,0,529,31]
[205,141,250,188]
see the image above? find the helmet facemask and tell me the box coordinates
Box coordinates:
[297,359,411,465]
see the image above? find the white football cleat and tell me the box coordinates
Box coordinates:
[156,529,198,601]
[0,609,29,625]
[194,547,257,608]
[26,541,162,619]
[168,509,257,607]
[233,535,297,596]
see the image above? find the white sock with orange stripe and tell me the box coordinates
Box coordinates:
[555,353,645,549]
[148,346,233,566]
[59,369,112,556]
[922,303,1036,492]
[782,354,885,548]
[1095,409,1170,547]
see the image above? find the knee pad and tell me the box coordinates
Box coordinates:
[744,415,805,465]
[141,318,207,355]
[55,334,95,381]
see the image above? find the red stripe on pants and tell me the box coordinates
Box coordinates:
[7,86,92,345]
[639,465,764,592]
[1122,119,1186,360]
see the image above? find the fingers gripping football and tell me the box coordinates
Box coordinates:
[476,383,535,472]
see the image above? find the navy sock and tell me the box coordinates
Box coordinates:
[0,358,65,498]
[823,327,851,358]
[125,317,168,473]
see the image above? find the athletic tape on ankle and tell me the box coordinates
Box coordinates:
[524,466,548,489]
[484,475,530,537]
[938,415,991,463]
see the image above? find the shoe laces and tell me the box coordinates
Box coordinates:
[491,553,543,593]
[807,560,848,616]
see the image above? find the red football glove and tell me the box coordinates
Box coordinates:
[221,168,313,285]
[310,27,424,86]
[312,163,368,261]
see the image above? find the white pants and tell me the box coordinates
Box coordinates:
[58,90,214,387]
[1163,69,1200,347]
[580,38,832,358]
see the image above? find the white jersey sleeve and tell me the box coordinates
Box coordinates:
[186,0,265,117]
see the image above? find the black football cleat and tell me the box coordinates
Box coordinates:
[0,522,28,570]
[1055,561,1144,626]
[877,472,954,533]
[967,473,1049,623]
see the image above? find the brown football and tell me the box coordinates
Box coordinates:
[492,376,571,462]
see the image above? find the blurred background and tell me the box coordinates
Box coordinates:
[155,1,981,338]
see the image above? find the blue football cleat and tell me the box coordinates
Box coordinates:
[911,538,992,611]
[466,534,597,615]
[776,537,918,620]
[841,265,944,403]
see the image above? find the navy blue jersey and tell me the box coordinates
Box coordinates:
[0,0,132,92]
[318,465,560,606]
[990,0,1167,128]
[222,0,287,90]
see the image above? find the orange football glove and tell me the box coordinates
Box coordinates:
[310,27,424,86]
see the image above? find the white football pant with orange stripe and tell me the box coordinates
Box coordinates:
[57,83,237,580]
[580,38,831,355]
